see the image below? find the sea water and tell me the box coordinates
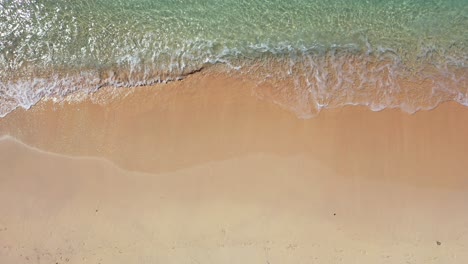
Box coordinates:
[0,0,466,117]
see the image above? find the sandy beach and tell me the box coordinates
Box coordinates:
[1,72,468,263]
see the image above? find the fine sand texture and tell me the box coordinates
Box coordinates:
[1,72,468,263]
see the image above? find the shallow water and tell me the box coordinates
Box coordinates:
[0,0,467,117]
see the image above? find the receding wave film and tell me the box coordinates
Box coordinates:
[1,0,467,117]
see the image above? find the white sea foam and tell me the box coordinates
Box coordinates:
[0,46,466,118]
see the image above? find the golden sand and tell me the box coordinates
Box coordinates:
[1,72,468,263]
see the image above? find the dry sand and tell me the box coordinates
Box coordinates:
[1,72,468,263]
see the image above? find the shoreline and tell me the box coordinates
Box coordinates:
[1,72,468,178]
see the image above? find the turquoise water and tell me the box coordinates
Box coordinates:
[0,0,467,117]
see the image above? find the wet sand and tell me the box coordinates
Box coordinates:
[1,72,468,263]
